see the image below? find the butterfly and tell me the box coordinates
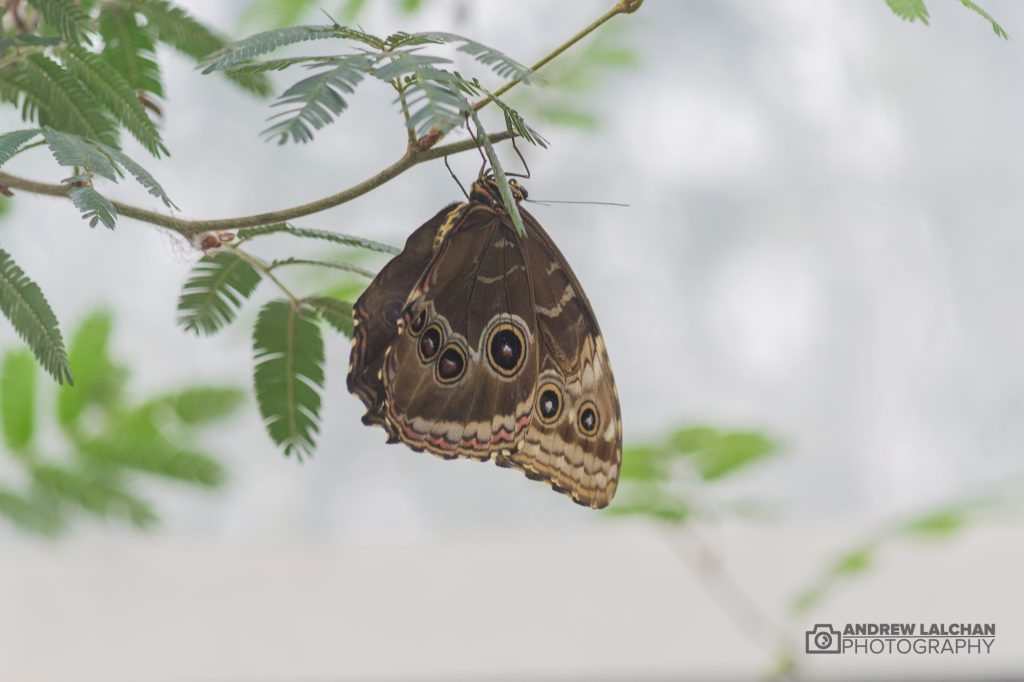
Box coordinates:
[347,174,621,508]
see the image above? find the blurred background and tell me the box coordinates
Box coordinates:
[0,0,1022,680]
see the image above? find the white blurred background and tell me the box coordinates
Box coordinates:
[0,1,1022,680]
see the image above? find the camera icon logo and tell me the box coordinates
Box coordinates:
[805,624,842,654]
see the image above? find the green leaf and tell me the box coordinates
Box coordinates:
[901,509,965,537]
[306,296,353,337]
[252,300,325,458]
[469,108,525,237]
[176,252,262,335]
[670,425,720,453]
[155,386,246,425]
[605,486,690,522]
[42,128,120,180]
[27,0,93,44]
[57,311,125,430]
[0,488,63,535]
[481,86,547,147]
[2,54,118,145]
[199,25,347,73]
[0,349,36,452]
[31,464,157,527]
[99,5,164,97]
[0,129,41,166]
[829,546,874,577]
[262,54,376,144]
[82,409,226,487]
[957,0,1008,38]
[237,223,400,255]
[64,46,167,157]
[221,56,338,75]
[403,32,534,82]
[693,431,777,481]
[885,0,930,24]
[94,142,177,208]
[618,445,670,482]
[373,52,472,136]
[0,248,72,384]
[68,183,118,229]
[120,0,272,96]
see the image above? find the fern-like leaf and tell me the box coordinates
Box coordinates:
[152,387,246,425]
[373,52,471,136]
[1,349,37,452]
[42,128,120,180]
[3,54,118,145]
[177,252,262,335]
[480,86,548,147]
[222,56,338,75]
[0,129,41,166]
[57,310,124,431]
[306,296,354,337]
[68,183,118,229]
[402,31,535,82]
[31,464,157,527]
[252,300,325,458]
[263,55,376,144]
[27,0,93,45]
[95,141,177,208]
[885,0,930,23]
[957,0,1008,38]
[469,109,526,238]
[237,223,399,254]
[0,488,63,535]
[0,248,72,384]
[64,45,167,157]
[199,25,347,73]
[81,411,226,487]
[99,5,164,97]
[121,0,272,96]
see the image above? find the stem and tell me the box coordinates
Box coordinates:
[232,247,300,306]
[269,257,374,279]
[0,131,512,238]
[474,0,642,111]
[660,524,800,680]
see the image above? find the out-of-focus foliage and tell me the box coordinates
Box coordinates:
[0,310,244,536]
[885,0,1008,38]
[607,424,779,522]
[792,478,1023,612]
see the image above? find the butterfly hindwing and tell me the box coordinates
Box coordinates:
[347,178,622,508]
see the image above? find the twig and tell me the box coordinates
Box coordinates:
[660,524,800,680]
[415,0,646,151]
[0,132,511,238]
[269,257,374,279]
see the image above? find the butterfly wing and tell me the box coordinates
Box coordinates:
[381,203,540,460]
[348,191,621,509]
[501,206,622,508]
[348,202,465,437]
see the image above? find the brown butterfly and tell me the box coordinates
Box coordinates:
[347,175,621,508]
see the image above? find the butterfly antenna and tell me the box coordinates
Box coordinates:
[445,155,470,200]
[505,134,531,179]
[525,199,630,207]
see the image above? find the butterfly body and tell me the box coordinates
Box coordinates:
[348,177,621,508]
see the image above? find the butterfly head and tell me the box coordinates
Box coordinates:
[470,175,529,207]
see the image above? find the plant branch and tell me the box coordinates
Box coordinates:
[0,131,512,237]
